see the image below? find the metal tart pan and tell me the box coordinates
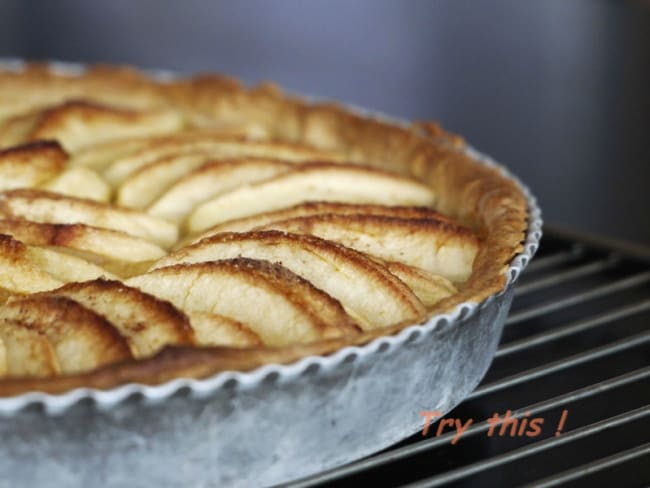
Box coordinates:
[0,60,542,488]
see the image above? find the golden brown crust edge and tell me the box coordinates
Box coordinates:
[0,64,529,396]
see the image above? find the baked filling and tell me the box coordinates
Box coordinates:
[0,63,528,395]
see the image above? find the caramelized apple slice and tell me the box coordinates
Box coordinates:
[192,201,454,239]
[69,129,266,171]
[0,189,178,248]
[186,311,262,347]
[128,258,358,346]
[69,136,154,171]
[186,163,436,232]
[0,234,62,294]
[0,234,114,295]
[25,246,116,282]
[103,135,343,185]
[1,296,132,373]
[148,158,293,223]
[0,322,59,377]
[41,279,195,358]
[0,140,67,191]
[261,214,479,283]
[382,261,457,308]
[155,231,425,330]
[4,100,183,152]
[122,156,291,214]
[0,219,166,266]
[40,166,111,202]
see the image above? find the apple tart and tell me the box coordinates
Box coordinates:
[0,63,528,395]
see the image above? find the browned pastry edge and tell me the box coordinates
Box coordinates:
[0,139,68,161]
[0,63,529,396]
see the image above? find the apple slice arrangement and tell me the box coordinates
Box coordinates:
[0,64,497,385]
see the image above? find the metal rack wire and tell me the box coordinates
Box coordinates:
[286,228,650,487]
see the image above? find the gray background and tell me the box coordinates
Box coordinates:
[1,0,648,244]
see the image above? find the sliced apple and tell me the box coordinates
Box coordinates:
[192,201,455,240]
[116,153,215,209]
[0,189,178,248]
[0,219,166,267]
[68,129,263,172]
[186,311,262,347]
[0,233,116,295]
[68,136,152,171]
[103,135,343,186]
[26,100,183,152]
[0,140,67,191]
[0,234,62,294]
[260,214,479,283]
[40,166,111,202]
[154,231,425,330]
[40,279,195,358]
[128,258,358,346]
[1,295,132,373]
[186,163,436,233]
[146,158,293,222]
[121,156,294,213]
[25,245,116,282]
[0,110,40,147]
[0,322,59,377]
[382,261,457,308]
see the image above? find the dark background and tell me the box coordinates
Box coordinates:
[1,0,648,244]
